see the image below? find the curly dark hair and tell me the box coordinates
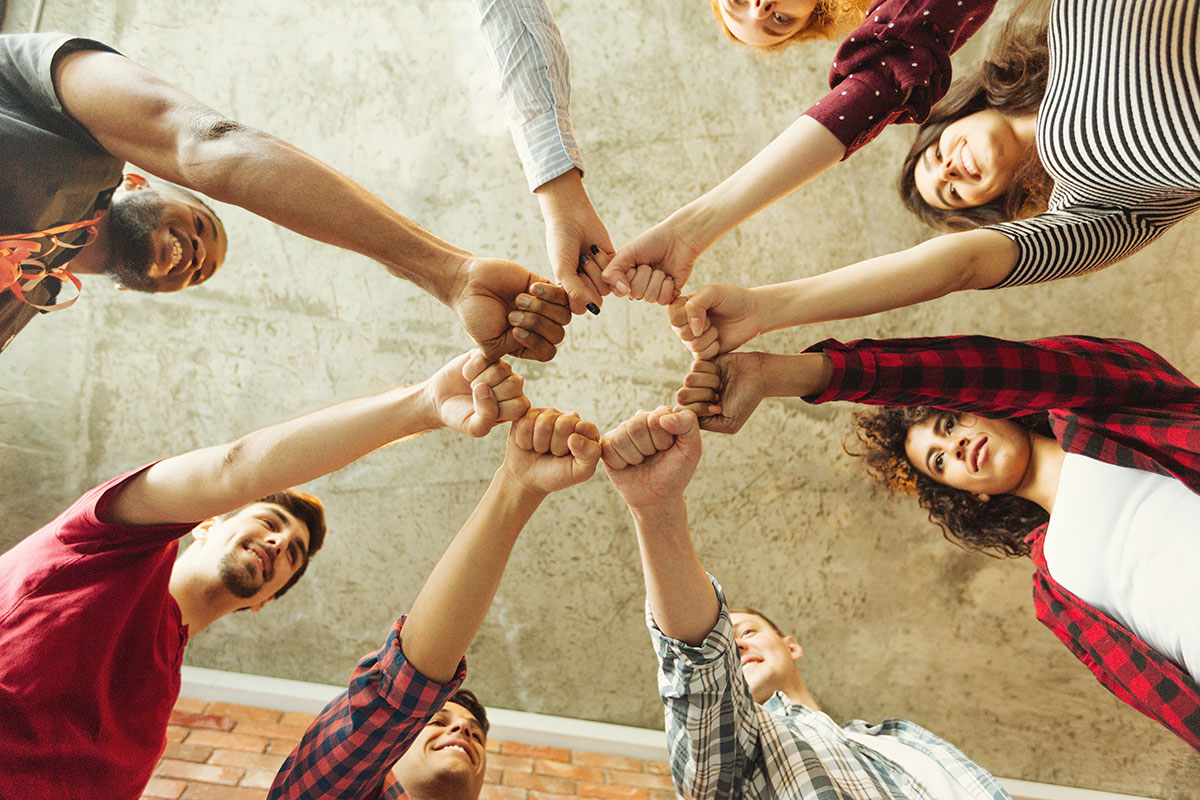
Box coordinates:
[898,3,1054,231]
[845,406,1052,558]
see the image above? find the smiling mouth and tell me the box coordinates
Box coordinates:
[961,141,981,180]
[246,543,270,581]
[969,437,987,472]
[168,235,183,269]
[436,743,474,764]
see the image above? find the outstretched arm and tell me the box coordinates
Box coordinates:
[602,407,714,645]
[53,49,571,361]
[674,352,832,435]
[401,407,600,682]
[107,351,528,526]
[670,229,1017,358]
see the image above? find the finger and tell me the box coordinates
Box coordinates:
[510,326,557,362]
[496,394,531,423]
[532,408,557,453]
[661,277,677,305]
[690,359,720,376]
[467,382,499,438]
[667,296,691,330]
[460,350,491,383]
[490,372,526,403]
[550,411,580,457]
[509,309,566,347]
[601,247,634,295]
[683,369,721,390]
[676,400,722,418]
[581,247,613,302]
[568,432,602,474]
[512,407,539,450]
[516,291,573,327]
[660,408,700,438]
[531,281,569,309]
[686,326,720,359]
[644,269,665,306]
[608,422,646,466]
[575,419,601,443]
[626,410,657,457]
[675,386,719,407]
[628,265,653,301]
[647,407,675,452]
[600,432,630,470]
[684,292,713,337]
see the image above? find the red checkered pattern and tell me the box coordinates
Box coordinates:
[807,334,1200,751]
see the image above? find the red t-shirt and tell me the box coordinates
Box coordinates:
[0,463,197,798]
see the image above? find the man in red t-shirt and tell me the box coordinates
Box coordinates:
[0,349,529,800]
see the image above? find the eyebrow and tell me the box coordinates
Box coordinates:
[269,507,308,561]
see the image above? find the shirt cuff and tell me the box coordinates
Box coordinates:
[803,73,909,160]
[512,107,585,192]
[378,615,467,710]
[800,338,876,404]
[645,575,733,667]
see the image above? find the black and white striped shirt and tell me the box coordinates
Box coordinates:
[988,0,1200,288]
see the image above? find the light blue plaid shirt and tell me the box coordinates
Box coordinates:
[470,0,584,191]
[649,578,1012,800]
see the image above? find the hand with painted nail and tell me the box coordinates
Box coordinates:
[667,285,764,359]
[451,257,573,362]
[602,407,702,510]
[425,350,530,438]
[536,170,614,316]
[674,354,766,435]
[501,407,602,495]
[601,218,699,303]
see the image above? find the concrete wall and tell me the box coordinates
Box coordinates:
[2,0,1197,795]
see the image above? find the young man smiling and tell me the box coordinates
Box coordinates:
[271,406,602,800]
[0,349,527,799]
[602,406,1011,800]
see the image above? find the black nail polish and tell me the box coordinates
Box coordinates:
[589,245,600,255]
[586,303,601,315]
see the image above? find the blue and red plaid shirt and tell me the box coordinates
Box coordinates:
[804,334,1200,751]
[268,615,465,800]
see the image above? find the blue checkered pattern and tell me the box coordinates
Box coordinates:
[268,615,464,800]
[650,579,1011,800]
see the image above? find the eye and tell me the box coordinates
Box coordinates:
[194,214,204,234]
[471,730,483,743]
[773,12,792,23]
[934,145,942,161]
[948,185,960,199]
[945,417,955,433]
[934,453,945,473]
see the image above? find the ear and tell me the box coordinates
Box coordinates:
[975,493,991,503]
[189,517,218,543]
[784,635,804,663]
[247,597,271,613]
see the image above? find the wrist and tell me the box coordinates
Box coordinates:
[534,169,586,216]
[494,462,551,505]
[665,199,724,255]
[760,352,831,398]
[629,495,688,525]
[414,380,448,433]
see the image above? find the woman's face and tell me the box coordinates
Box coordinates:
[912,109,1032,211]
[718,0,819,47]
[904,412,1033,497]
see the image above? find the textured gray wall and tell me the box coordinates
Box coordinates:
[2,0,1198,794]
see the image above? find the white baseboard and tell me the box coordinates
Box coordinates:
[181,666,1160,799]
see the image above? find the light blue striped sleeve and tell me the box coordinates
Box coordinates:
[470,0,585,192]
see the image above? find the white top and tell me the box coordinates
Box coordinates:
[1044,453,1200,679]
[845,731,978,800]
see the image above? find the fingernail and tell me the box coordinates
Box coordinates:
[532,284,548,297]
[577,254,588,273]
[586,303,600,315]
[589,245,600,255]
[510,311,525,324]
[516,295,531,309]
[618,281,631,294]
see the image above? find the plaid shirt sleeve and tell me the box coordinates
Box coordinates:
[647,577,760,800]
[1028,534,1200,752]
[268,615,466,800]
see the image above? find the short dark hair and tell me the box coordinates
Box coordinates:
[898,5,1053,231]
[730,607,788,639]
[224,489,327,599]
[845,406,1050,557]
[448,689,489,736]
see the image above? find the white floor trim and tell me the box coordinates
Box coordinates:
[181,666,1161,800]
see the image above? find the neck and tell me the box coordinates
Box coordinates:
[1010,112,1039,156]
[777,671,822,714]
[400,778,475,800]
[1013,431,1066,514]
[168,557,243,634]
[63,218,114,277]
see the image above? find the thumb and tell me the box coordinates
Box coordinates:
[684,287,719,337]
[568,432,602,475]
[601,245,635,295]
[467,382,499,437]
[660,409,702,457]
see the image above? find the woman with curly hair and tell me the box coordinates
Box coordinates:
[666,0,1200,359]
[674,333,1200,750]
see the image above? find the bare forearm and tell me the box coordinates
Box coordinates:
[758,352,833,399]
[401,469,545,683]
[758,229,1018,330]
[631,499,719,646]
[115,383,442,525]
[179,127,469,304]
[672,117,846,249]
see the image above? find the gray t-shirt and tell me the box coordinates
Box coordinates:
[1,33,125,352]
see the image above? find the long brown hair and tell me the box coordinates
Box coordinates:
[845,407,1051,558]
[708,0,873,51]
[899,7,1053,230]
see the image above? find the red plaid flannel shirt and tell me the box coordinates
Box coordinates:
[805,334,1200,751]
[268,615,465,800]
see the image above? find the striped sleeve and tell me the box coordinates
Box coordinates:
[984,195,1200,288]
[471,0,584,191]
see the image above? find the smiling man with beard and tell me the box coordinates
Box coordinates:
[0,349,529,799]
[0,32,570,359]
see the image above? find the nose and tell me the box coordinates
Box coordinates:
[191,235,207,271]
[938,156,961,182]
[952,435,969,461]
[752,0,775,18]
[735,637,747,653]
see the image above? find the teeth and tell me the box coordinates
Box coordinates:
[169,236,183,268]
[445,745,466,754]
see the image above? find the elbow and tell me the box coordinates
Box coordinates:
[175,112,268,199]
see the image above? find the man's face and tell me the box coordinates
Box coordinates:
[197,502,311,608]
[391,702,488,798]
[731,612,802,704]
[903,412,1033,497]
[105,183,228,293]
